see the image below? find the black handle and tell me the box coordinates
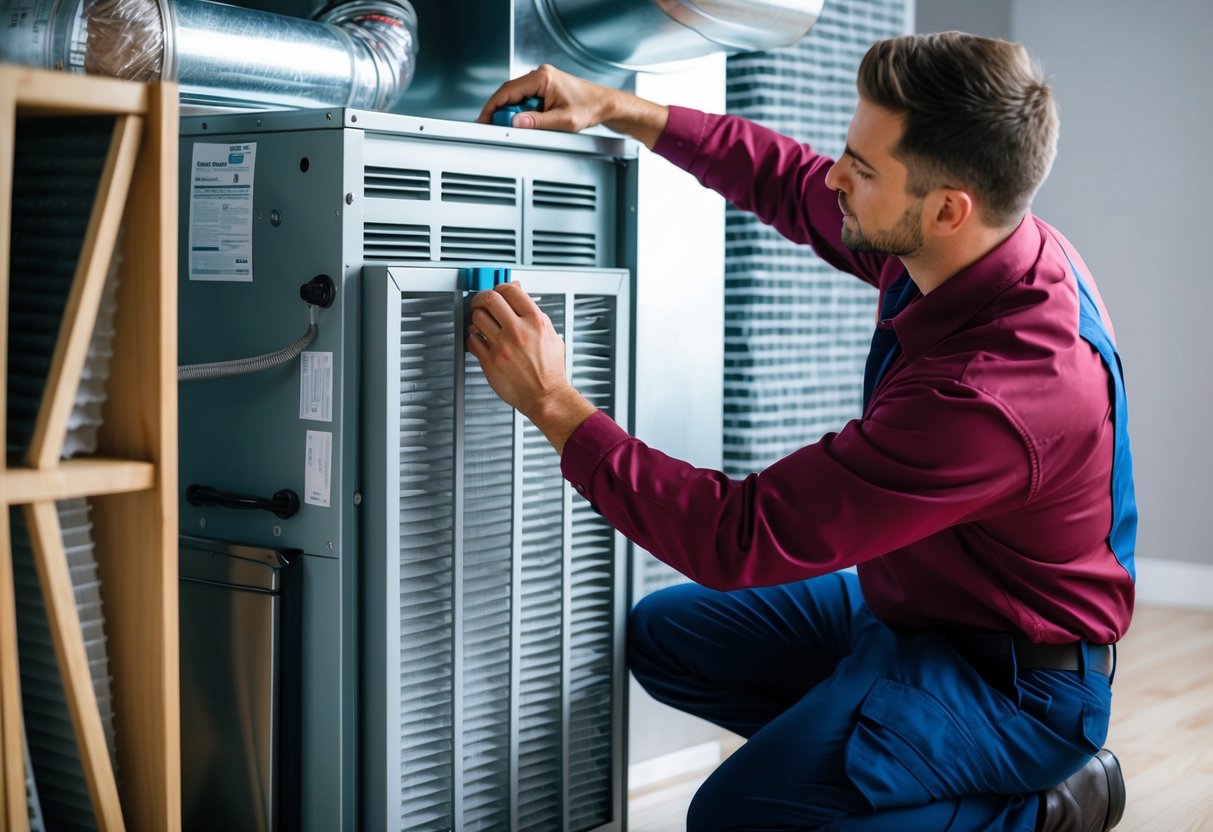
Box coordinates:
[186,484,301,519]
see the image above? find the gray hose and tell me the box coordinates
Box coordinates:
[178,321,317,382]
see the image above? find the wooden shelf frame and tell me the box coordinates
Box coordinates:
[0,65,179,832]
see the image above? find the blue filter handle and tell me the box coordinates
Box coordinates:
[462,267,512,291]
[491,97,542,127]
[462,267,512,351]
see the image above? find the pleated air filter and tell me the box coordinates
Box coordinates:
[363,267,629,832]
[7,115,123,830]
[7,115,123,458]
[12,500,118,832]
[721,0,908,479]
[25,728,47,832]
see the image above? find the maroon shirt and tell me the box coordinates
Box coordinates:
[561,107,1134,643]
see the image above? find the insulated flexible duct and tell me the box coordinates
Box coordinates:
[0,0,418,111]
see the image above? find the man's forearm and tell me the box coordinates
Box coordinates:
[602,91,670,150]
[524,386,599,456]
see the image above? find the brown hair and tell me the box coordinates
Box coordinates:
[857,32,1058,228]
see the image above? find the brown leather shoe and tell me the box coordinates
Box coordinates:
[1037,749,1126,832]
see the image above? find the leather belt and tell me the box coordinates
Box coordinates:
[1013,637,1115,677]
[948,631,1115,679]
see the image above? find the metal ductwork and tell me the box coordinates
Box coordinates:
[0,0,419,111]
[536,0,826,70]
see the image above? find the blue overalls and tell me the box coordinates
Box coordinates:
[628,243,1137,831]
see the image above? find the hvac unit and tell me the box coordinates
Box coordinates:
[177,109,634,831]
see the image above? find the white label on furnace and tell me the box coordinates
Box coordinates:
[188,142,257,281]
[304,430,332,508]
[299,351,334,422]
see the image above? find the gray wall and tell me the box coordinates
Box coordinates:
[916,0,1010,38]
[918,0,1213,568]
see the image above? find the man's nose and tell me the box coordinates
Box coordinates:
[824,160,844,192]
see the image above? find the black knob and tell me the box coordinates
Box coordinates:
[300,274,336,308]
[269,489,301,519]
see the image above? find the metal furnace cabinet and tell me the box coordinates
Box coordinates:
[177,109,635,831]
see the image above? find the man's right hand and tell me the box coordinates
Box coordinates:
[476,64,670,149]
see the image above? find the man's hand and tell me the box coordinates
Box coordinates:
[467,282,598,455]
[476,64,670,149]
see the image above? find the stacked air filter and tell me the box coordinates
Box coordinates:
[11,500,118,831]
[7,115,124,830]
[25,730,46,832]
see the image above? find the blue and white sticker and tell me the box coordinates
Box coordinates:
[188,142,257,281]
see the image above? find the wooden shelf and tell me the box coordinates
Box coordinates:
[0,65,179,832]
[0,459,157,505]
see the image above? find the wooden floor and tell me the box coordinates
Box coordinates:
[627,604,1213,831]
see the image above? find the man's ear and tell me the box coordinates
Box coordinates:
[925,188,974,238]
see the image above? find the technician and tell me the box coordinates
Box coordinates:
[471,31,1134,832]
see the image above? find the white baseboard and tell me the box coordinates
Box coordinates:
[1135,557,1213,609]
[628,740,721,792]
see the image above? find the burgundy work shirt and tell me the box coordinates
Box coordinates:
[561,106,1134,644]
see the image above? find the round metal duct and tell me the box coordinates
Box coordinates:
[536,0,826,70]
[0,0,419,112]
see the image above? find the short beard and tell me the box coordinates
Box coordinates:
[841,200,924,256]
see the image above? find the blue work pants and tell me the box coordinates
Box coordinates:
[628,572,1113,831]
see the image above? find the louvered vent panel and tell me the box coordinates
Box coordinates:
[461,354,515,830]
[532,231,597,267]
[442,172,517,206]
[517,297,567,832]
[532,180,597,211]
[397,296,457,832]
[365,222,431,262]
[441,227,517,263]
[567,295,617,831]
[365,166,431,200]
[570,297,617,420]
[381,274,624,832]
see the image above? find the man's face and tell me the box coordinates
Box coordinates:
[824,99,924,257]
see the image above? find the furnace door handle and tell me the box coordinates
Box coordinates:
[186,484,301,519]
